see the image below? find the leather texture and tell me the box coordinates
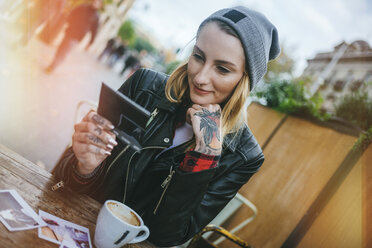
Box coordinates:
[53,68,264,247]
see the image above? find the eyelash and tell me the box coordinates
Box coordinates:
[217,66,230,74]
[193,53,231,74]
[193,53,204,61]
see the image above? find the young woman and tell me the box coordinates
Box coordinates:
[53,6,280,246]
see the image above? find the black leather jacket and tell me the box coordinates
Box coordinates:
[53,68,264,247]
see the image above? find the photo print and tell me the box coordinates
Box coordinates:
[38,210,92,248]
[0,189,46,231]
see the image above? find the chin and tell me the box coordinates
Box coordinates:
[189,94,209,105]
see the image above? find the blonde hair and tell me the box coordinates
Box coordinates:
[165,62,250,140]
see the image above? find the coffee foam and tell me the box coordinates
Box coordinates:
[107,202,140,226]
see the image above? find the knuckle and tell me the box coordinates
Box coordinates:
[87,122,94,132]
[73,123,79,131]
[85,134,92,143]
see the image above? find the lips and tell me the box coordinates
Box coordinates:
[193,85,212,94]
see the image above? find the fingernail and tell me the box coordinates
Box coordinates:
[108,124,115,130]
[107,144,113,150]
[108,138,118,145]
[104,151,111,155]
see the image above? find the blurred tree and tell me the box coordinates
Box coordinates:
[165,60,181,74]
[118,19,157,55]
[104,0,113,5]
[118,19,136,45]
[335,91,372,130]
[131,36,155,53]
[265,45,295,81]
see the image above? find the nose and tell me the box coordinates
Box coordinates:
[194,65,211,86]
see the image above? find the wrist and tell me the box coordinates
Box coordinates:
[75,161,96,175]
[194,144,221,156]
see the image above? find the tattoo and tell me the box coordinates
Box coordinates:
[87,134,105,145]
[94,127,102,135]
[92,114,105,126]
[195,109,221,151]
[196,140,221,155]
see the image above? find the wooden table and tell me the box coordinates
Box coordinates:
[0,144,155,248]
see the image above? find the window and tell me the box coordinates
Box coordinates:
[349,80,363,92]
[333,80,346,91]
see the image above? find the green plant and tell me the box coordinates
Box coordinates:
[353,126,372,152]
[165,60,181,74]
[131,37,155,53]
[254,79,329,120]
[118,20,136,45]
[334,91,372,130]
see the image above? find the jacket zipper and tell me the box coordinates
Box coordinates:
[153,166,175,215]
[101,144,130,184]
[146,108,159,128]
[122,145,167,203]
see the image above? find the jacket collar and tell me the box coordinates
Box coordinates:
[223,129,243,152]
[156,97,179,113]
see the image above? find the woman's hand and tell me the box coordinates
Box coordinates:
[187,104,222,156]
[72,111,117,175]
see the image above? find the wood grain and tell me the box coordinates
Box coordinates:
[363,145,372,248]
[298,156,362,247]
[0,144,155,248]
[219,115,357,248]
[247,103,286,147]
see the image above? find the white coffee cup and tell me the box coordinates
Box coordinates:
[94,200,150,248]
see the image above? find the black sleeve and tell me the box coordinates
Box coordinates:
[52,147,106,195]
[52,70,146,195]
[145,153,264,246]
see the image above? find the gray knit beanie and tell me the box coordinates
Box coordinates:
[198,6,280,91]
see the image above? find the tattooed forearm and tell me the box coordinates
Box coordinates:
[87,134,105,145]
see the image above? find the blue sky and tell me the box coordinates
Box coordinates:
[128,0,372,75]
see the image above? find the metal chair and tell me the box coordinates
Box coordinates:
[187,224,253,248]
[178,193,257,248]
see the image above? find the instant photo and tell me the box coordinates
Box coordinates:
[0,189,46,231]
[38,210,92,248]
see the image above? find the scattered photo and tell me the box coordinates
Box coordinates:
[60,239,76,248]
[63,226,91,248]
[58,226,91,248]
[39,211,66,244]
[0,189,46,231]
[38,210,92,248]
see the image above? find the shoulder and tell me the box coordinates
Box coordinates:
[237,125,263,161]
[225,124,264,163]
[118,68,170,108]
[135,68,169,92]
[125,68,169,94]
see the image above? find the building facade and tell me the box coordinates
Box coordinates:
[302,40,372,111]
